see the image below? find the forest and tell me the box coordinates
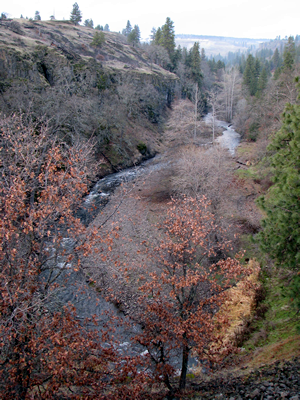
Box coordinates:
[0,5,300,399]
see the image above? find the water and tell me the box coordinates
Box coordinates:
[48,121,236,369]
[79,154,169,225]
[47,154,171,360]
[204,113,241,155]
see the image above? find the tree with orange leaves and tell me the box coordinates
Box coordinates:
[135,196,251,395]
[0,114,147,399]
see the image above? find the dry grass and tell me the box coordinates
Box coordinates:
[217,260,261,345]
[246,336,300,367]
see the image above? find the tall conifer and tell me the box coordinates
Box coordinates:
[70,2,82,25]
[257,80,300,269]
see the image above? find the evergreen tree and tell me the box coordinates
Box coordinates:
[150,27,157,44]
[34,11,41,21]
[273,66,282,80]
[243,54,258,96]
[104,24,110,32]
[188,42,202,86]
[95,25,104,31]
[128,25,140,46]
[91,31,105,47]
[151,18,177,70]
[256,80,300,269]
[256,67,268,97]
[208,58,217,73]
[254,57,261,78]
[160,17,176,59]
[283,36,296,70]
[239,54,246,74]
[154,27,162,46]
[122,20,132,36]
[84,19,94,28]
[173,45,182,71]
[272,48,281,70]
[70,2,82,26]
[216,60,225,70]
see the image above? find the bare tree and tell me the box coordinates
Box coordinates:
[194,82,198,139]
[207,88,221,143]
[222,67,241,122]
[171,145,232,209]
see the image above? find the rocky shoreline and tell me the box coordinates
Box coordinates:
[190,358,300,399]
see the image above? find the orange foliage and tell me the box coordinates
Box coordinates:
[0,115,148,399]
[135,196,252,393]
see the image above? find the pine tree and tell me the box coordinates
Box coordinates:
[201,47,206,61]
[128,25,140,46]
[256,67,268,96]
[70,2,82,26]
[188,42,202,86]
[34,11,41,20]
[122,20,132,36]
[84,18,94,28]
[283,36,296,70]
[150,27,157,43]
[243,54,258,96]
[217,60,225,70]
[154,27,162,46]
[256,80,300,269]
[91,31,105,47]
[272,48,281,70]
[160,17,175,58]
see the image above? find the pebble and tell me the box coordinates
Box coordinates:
[280,392,289,398]
[250,388,260,398]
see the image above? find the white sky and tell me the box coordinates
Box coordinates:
[3,0,299,40]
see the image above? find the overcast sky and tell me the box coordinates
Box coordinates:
[3,0,300,40]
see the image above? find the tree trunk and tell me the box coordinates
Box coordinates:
[164,373,174,395]
[179,344,189,390]
[194,83,198,139]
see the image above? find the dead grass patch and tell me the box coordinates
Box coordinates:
[216,260,261,346]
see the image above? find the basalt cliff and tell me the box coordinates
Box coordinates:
[0,18,177,175]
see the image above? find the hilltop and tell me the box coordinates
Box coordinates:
[0,18,175,74]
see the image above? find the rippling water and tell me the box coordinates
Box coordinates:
[204,113,241,155]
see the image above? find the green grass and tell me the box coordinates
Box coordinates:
[243,267,299,351]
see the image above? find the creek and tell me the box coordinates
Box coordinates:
[52,117,241,365]
[204,113,241,155]
[51,155,169,359]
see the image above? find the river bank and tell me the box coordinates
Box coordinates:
[47,99,300,398]
[54,99,265,380]
[81,101,260,340]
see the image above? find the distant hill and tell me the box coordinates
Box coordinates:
[175,34,270,57]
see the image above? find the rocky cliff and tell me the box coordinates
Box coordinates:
[0,18,177,175]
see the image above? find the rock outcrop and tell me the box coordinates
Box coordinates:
[0,19,177,174]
